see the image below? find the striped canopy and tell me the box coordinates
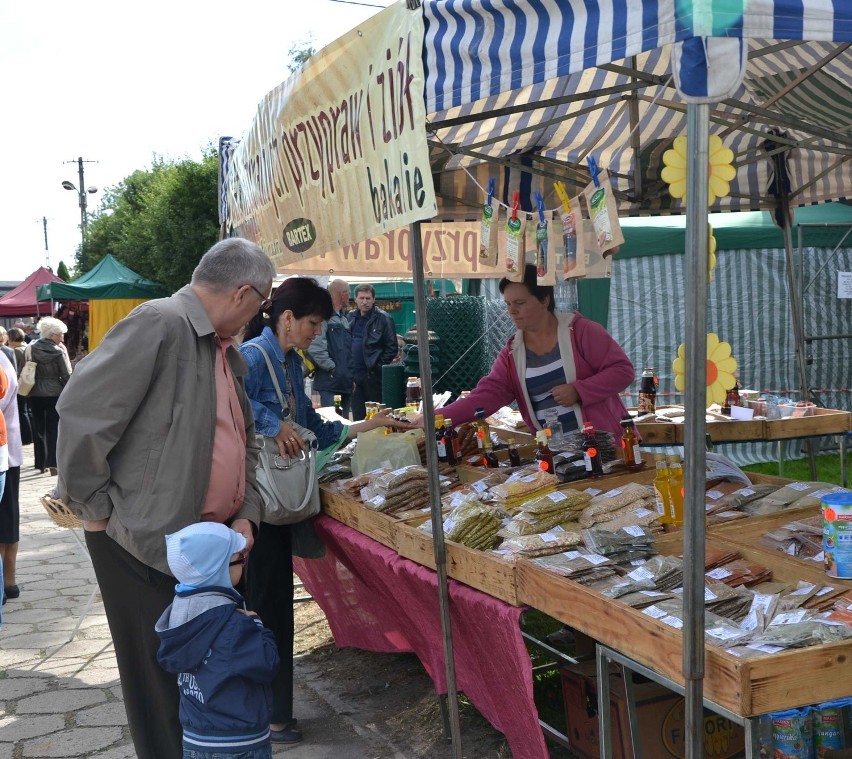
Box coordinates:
[421,0,852,215]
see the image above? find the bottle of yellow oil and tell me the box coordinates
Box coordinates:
[653,454,672,525]
[667,454,685,527]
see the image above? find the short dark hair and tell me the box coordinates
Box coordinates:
[243,277,333,340]
[7,328,24,342]
[353,284,376,298]
[499,264,555,313]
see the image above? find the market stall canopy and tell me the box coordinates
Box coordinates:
[0,267,64,317]
[36,255,167,302]
[424,2,852,218]
[618,202,852,259]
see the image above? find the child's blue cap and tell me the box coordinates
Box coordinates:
[165,522,247,590]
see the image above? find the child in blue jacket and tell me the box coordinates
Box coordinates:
[156,522,279,759]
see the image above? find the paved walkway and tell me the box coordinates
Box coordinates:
[0,447,402,758]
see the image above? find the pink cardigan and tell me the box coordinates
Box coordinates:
[439,312,634,440]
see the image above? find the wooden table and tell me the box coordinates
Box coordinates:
[318,484,852,757]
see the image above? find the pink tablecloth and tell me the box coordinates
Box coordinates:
[293,514,548,759]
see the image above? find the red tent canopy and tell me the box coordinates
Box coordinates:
[0,267,64,317]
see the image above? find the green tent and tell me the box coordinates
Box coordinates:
[36,255,167,350]
[36,254,166,301]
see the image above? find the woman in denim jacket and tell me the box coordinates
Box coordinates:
[238,277,406,745]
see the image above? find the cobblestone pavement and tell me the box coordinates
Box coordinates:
[0,447,402,759]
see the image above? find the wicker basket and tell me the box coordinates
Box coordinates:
[39,495,82,529]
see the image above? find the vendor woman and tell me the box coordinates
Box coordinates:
[433,264,633,440]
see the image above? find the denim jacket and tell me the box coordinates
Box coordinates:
[239,327,343,451]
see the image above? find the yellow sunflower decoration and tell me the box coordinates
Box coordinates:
[708,223,717,281]
[661,134,736,205]
[672,333,738,408]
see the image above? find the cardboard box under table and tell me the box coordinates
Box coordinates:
[561,660,745,759]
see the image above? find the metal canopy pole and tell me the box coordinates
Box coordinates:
[409,220,463,757]
[683,103,710,759]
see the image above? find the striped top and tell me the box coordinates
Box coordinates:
[525,344,578,434]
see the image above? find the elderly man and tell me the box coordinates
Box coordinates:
[307,279,354,418]
[347,283,397,420]
[57,238,273,759]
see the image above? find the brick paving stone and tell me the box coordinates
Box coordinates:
[0,714,65,741]
[75,702,128,727]
[0,743,13,759]
[22,727,123,757]
[0,677,50,699]
[16,688,106,714]
[86,743,135,759]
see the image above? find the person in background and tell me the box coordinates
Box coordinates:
[431,264,634,441]
[6,329,32,446]
[307,279,354,418]
[239,277,409,746]
[29,317,71,476]
[391,334,406,364]
[0,328,15,372]
[56,238,270,759]
[347,284,397,420]
[0,351,21,606]
[156,522,279,759]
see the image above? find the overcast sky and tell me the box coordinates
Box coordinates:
[0,0,392,282]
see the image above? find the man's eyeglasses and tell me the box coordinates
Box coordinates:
[245,284,272,313]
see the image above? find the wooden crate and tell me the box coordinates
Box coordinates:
[764,407,851,440]
[395,521,521,606]
[517,535,852,716]
[634,420,681,445]
[319,487,400,551]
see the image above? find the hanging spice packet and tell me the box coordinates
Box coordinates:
[479,178,499,265]
[554,182,586,280]
[502,191,525,281]
[532,193,557,285]
[581,158,624,256]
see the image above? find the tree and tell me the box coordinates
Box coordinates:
[77,150,220,294]
[56,260,71,281]
[287,35,316,74]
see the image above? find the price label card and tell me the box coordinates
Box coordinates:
[628,566,654,582]
[639,590,667,597]
[563,550,582,560]
[705,587,718,601]
[471,480,489,493]
[583,553,609,565]
[642,606,666,619]
[706,490,725,500]
[816,585,836,596]
[634,508,654,518]
[547,491,568,502]
[622,525,645,537]
[584,488,603,496]
[735,488,755,497]
[790,584,816,596]
[746,643,784,654]
[707,626,741,640]
[541,531,562,542]
[706,568,732,580]
[788,481,811,491]
[662,616,683,629]
[603,488,623,498]
[769,610,807,626]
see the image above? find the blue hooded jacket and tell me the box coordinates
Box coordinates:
[155,587,280,754]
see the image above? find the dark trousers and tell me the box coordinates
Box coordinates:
[85,530,182,759]
[17,396,32,446]
[318,391,352,419]
[245,523,294,725]
[29,395,59,471]
[350,370,383,421]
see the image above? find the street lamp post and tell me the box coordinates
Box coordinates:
[62,156,98,245]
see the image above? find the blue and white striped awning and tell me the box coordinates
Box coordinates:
[422,0,852,112]
[421,1,852,216]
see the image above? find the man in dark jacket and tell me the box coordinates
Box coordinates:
[308,279,353,418]
[347,284,397,420]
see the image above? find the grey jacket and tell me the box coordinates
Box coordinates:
[56,286,262,574]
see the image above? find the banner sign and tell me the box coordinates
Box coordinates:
[279,221,508,278]
[223,1,437,269]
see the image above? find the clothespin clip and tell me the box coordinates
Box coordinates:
[486,177,495,207]
[587,156,600,188]
[534,192,546,225]
[510,191,520,222]
[554,181,572,214]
